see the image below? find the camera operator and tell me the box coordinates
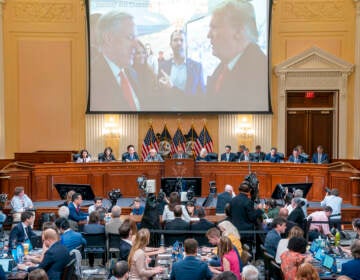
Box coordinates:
[320,188,342,229]
[229,181,263,246]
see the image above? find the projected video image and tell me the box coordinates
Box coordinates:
[87,0,271,113]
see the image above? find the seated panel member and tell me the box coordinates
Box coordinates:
[296,145,309,163]
[122,144,139,162]
[172,146,189,159]
[99,146,116,162]
[252,145,266,162]
[76,149,91,163]
[220,145,237,162]
[144,148,164,162]
[238,148,253,162]
[311,145,329,164]
[265,147,282,163]
[196,148,211,162]
[288,148,306,163]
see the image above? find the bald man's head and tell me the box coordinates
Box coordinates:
[279,207,289,218]
[44,228,59,242]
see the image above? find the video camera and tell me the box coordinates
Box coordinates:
[244,173,259,203]
[108,189,122,207]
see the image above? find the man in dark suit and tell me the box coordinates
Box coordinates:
[90,11,141,112]
[118,219,132,261]
[164,205,190,246]
[68,193,88,222]
[55,217,86,251]
[170,238,213,280]
[341,239,360,280]
[206,1,268,112]
[158,30,205,98]
[172,146,189,159]
[311,145,329,164]
[19,228,71,280]
[288,148,306,163]
[215,184,234,214]
[190,207,215,246]
[9,211,37,247]
[220,145,237,162]
[122,144,139,162]
[229,181,263,245]
[252,145,266,162]
[265,147,282,163]
[238,148,254,162]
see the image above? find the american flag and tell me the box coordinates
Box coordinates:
[195,126,214,154]
[141,125,159,160]
[186,125,199,157]
[171,127,186,155]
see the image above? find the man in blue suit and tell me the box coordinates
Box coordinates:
[341,239,360,280]
[220,145,237,162]
[265,147,282,163]
[170,238,213,280]
[122,144,139,162]
[8,211,37,247]
[68,193,88,222]
[215,184,234,214]
[311,145,329,164]
[55,217,86,251]
[158,30,205,97]
[19,228,71,280]
[288,148,306,163]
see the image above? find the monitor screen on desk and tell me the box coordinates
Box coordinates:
[54,183,95,201]
[161,177,201,197]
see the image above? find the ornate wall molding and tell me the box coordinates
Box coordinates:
[354,0,360,158]
[0,0,5,158]
[281,1,345,21]
[14,2,73,22]
[275,46,354,158]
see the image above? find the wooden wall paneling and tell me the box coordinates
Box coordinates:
[90,173,104,198]
[31,175,48,201]
[329,175,352,204]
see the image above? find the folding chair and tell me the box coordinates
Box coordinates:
[107,233,121,260]
[61,258,77,280]
[82,233,106,266]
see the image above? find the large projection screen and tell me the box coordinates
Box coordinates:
[87,0,271,113]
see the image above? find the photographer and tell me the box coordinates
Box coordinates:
[320,188,342,229]
[229,181,263,246]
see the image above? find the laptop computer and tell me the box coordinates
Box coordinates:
[322,254,336,272]
[314,248,323,261]
[310,241,320,254]
[0,259,15,273]
[30,235,43,249]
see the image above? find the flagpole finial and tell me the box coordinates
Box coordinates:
[202,119,207,125]
[148,119,153,126]
[177,118,181,126]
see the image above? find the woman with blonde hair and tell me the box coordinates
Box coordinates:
[218,220,243,256]
[128,228,163,279]
[276,226,304,263]
[295,263,320,280]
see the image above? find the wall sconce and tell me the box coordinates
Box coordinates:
[103,117,121,138]
[236,117,254,137]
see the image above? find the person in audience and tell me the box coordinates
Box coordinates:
[288,148,306,163]
[172,146,189,159]
[145,43,158,75]
[264,217,287,256]
[209,236,241,279]
[293,189,308,217]
[118,219,133,261]
[162,192,191,222]
[144,148,164,162]
[99,146,116,162]
[221,145,237,162]
[123,144,140,162]
[88,196,104,214]
[213,271,237,280]
[130,197,145,216]
[196,148,211,161]
[238,148,252,162]
[308,206,333,241]
[284,192,294,211]
[264,199,280,219]
[288,198,306,231]
[191,207,214,230]
[110,260,129,280]
[265,147,282,163]
[295,263,320,280]
[219,221,242,252]
[10,186,34,225]
[164,205,190,245]
[158,29,205,96]
[185,201,197,217]
[19,228,71,280]
[9,211,36,247]
[242,264,259,280]
[68,193,88,222]
[353,218,360,239]
[252,145,266,162]
[28,268,49,280]
[296,145,309,162]
[216,185,234,215]
[76,149,91,163]
[62,190,75,207]
[276,226,304,263]
[84,211,105,267]
[321,188,342,229]
[229,181,263,246]
[278,207,297,238]
[105,205,123,235]
[311,145,329,164]
[128,228,163,279]
[170,238,213,280]
[280,237,312,280]
[341,239,360,280]
[55,217,86,251]
[58,205,78,231]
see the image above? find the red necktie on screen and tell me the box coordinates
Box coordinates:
[119,70,136,110]
[215,64,229,93]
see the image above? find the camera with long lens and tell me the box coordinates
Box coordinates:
[108,189,122,207]
[325,187,331,194]
[244,173,260,203]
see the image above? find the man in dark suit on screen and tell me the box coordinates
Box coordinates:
[207,1,268,112]
[90,11,141,112]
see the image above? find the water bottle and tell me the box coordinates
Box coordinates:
[160,234,165,248]
[335,230,341,246]
[16,244,24,264]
